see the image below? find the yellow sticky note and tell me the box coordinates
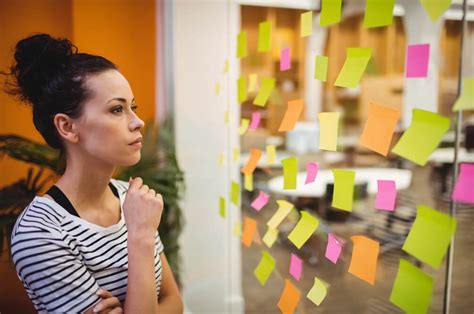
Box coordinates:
[249,73,258,92]
[237,31,247,58]
[391,109,450,166]
[318,112,340,151]
[258,21,271,52]
[234,221,242,237]
[363,0,395,28]
[239,119,250,135]
[348,236,380,285]
[254,77,275,107]
[332,169,355,211]
[224,110,229,125]
[288,211,320,249]
[453,77,474,111]
[282,157,298,190]
[263,227,279,248]
[300,11,313,37]
[233,146,240,161]
[306,277,330,306]
[420,0,452,22]
[223,59,229,73]
[218,152,225,166]
[231,180,239,205]
[215,82,220,95]
[320,0,342,26]
[244,173,253,191]
[219,196,226,218]
[334,48,372,88]
[315,55,328,82]
[267,200,294,229]
[266,144,276,165]
[238,76,247,103]
[242,216,257,247]
[254,251,276,286]
[277,279,301,314]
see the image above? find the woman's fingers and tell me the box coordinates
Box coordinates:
[93,291,121,313]
[96,288,113,298]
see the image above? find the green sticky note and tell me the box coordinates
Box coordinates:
[334,48,372,88]
[332,169,355,211]
[231,181,240,206]
[254,77,275,107]
[315,55,328,81]
[237,31,247,58]
[300,11,313,37]
[391,109,450,166]
[237,76,247,103]
[402,205,457,269]
[363,0,395,28]
[320,0,342,26]
[390,259,434,313]
[453,77,474,111]
[288,211,320,249]
[219,196,226,218]
[282,157,298,190]
[258,21,271,52]
[420,0,452,22]
[254,250,276,286]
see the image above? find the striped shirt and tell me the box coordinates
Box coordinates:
[10,178,164,313]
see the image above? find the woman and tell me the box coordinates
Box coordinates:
[3,33,183,313]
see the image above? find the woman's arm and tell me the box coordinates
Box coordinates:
[157,253,183,313]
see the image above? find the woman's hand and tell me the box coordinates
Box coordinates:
[93,289,123,313]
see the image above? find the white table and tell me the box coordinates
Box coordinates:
[428,147,474,164]
[267,168,412,198]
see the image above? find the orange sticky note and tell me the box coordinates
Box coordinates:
[359,102,400,156]
[241,149,263,175]
[348,235,380,285]
[278,99,304,132]
[242,217,257,247]
[277,279,301,314]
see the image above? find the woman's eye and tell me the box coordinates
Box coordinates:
[131,105,138,112]
[112,106,123,114]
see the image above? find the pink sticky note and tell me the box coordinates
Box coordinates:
[452,163,474,204]
[375,180,397,211]
[325,233,344,264]
[249,112,261,130]
[305,162,319,184]
[280,48,291,71]
[289,253,302,281]
[251,191,269,211]
[405,43,430,78]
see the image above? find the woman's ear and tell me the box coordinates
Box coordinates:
[54,113,79,144]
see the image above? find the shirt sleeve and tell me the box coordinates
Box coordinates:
[11,227,102,313]
[156,231,165,255]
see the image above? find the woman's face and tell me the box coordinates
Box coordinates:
[73,69,145,166]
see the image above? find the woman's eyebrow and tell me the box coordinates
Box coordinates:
[107,97,135,104]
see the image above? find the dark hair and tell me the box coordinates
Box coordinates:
[2,33,118,152]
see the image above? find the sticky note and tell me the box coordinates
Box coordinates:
[300,11,313,37]
[359,102,400,156]
[280,48,291,71]
[266,145,276,164]
[279,99,304,132]
[218,152,225,166]
[249,111,261,129]
[233,221,242,237]
[452,163,474,204]
[363,0,395,28]
[254,250,276,286]
[289,254,303,281]
[277,279,301,314]
[453,77,474,111]
[307,277,329,306]
[219,196,226,218]
[325,233,344,264]
[348,235,379,285]
[238,118,250,135]
[282,157,298,189]
[305,162,319,184]
[258,21,271,52]
[224,110,229,124]
[391,109,450,166]
[331,169,355,211]
[241,148,262,175]
[263,226,279,248]
[375,180,397,211]
[318,112,340,151]
[420,0,452,22]
[288,211,320,249]
[233,146,239,162]
[334,48,372,88]
[231,181,239,205]
[267,200,294,229]
[249,73,258,92]
[405,44,430,78]
[251,191,270,211]
[402,204,457,269]
[224,59,229,73]
[390,259,434,313]
[215,82,220,95]
[320,0,342,26]
[242,216,257,247]
[314,55,328,81]
[237,31,247,58]
[237,76,247,103]
[254,77,275,107]
[244,173,253,191]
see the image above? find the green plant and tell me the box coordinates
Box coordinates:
[0,119,185,286]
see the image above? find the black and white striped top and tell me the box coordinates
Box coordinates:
[10,178,164,313]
